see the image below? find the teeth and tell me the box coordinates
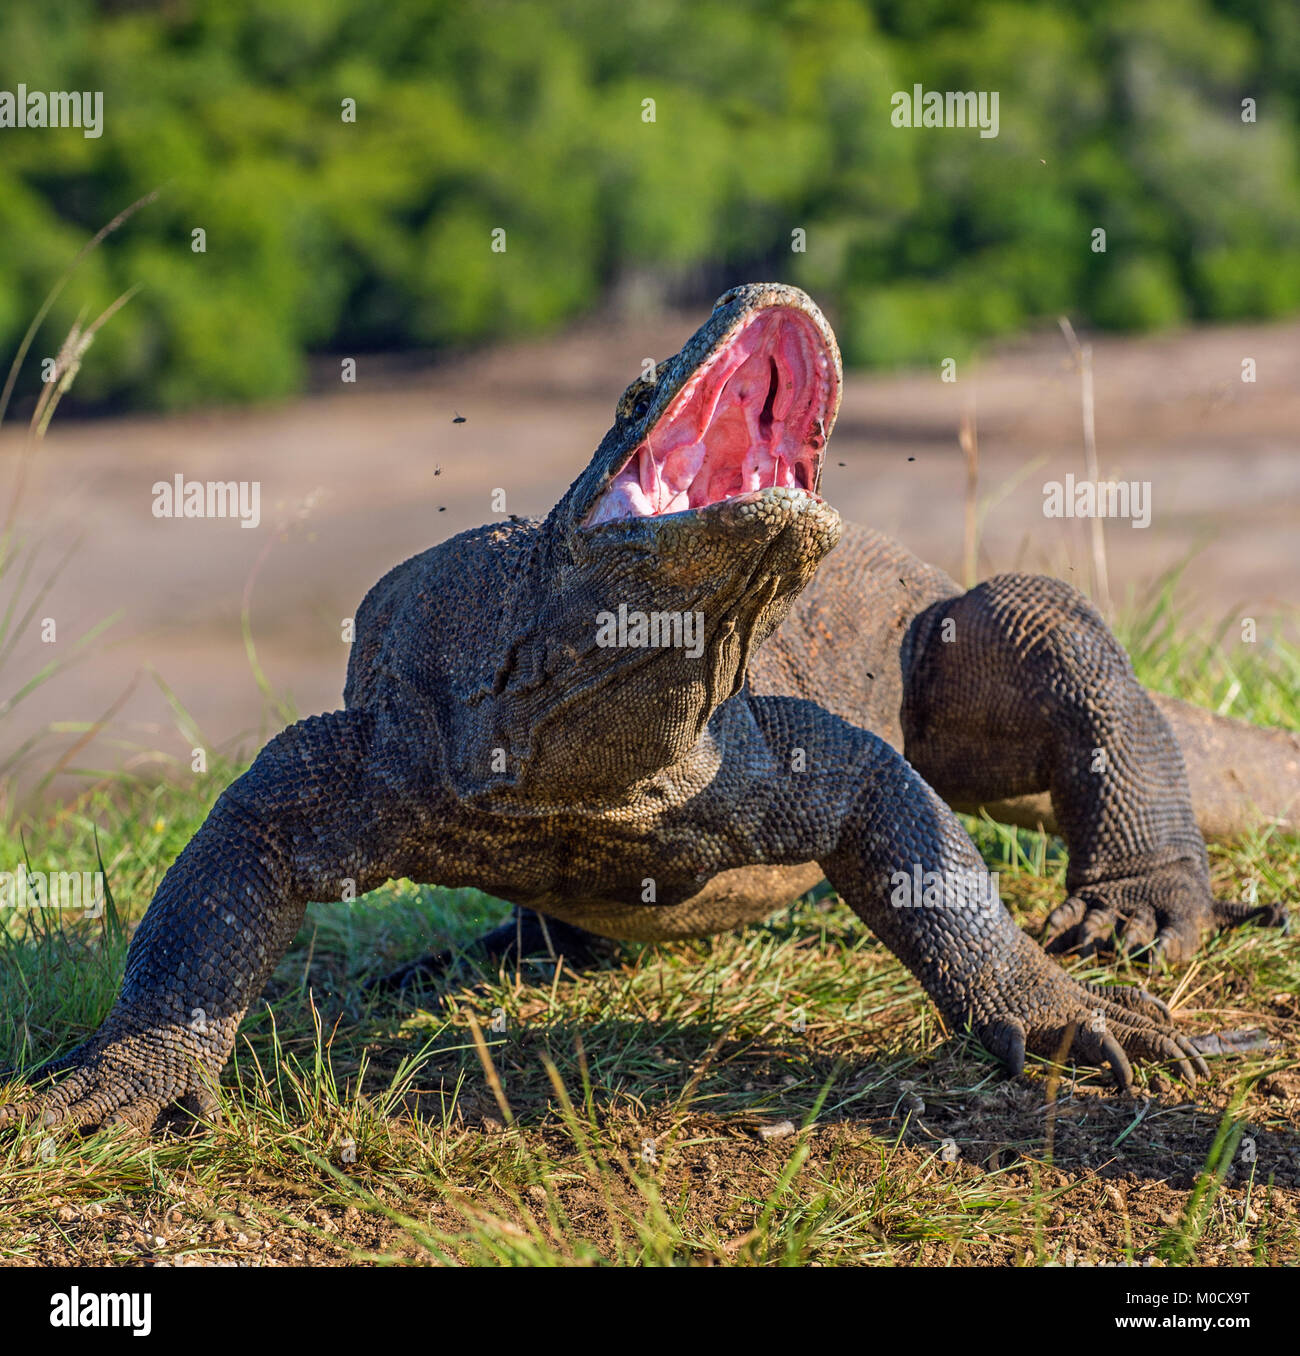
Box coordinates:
[638,445,657,500]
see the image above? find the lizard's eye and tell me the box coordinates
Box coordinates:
[632,393,652,420]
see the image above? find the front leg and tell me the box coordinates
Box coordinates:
[748,697,1208,1089]
[900,573,1271,964]
[0,707,423,1133]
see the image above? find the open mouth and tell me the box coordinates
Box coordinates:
[584,307,837,526]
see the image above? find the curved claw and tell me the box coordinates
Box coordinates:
[1042,896,1087,944]
[1096,1030,1135,1092]
[1096,1016,1209,1086]
[976,973,1225,1094]
[1114,908,1157,955]
[1045,903,1121,959]
[1043,864,1239,969]
[1149,925,1198,967]
[1162,1039,1200,1087]
[1189,1027,1273,1058]
[978,1017,1027,1077]
[1176,1035,1212,1080]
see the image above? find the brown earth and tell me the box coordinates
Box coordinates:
[6,1028,1298,1267]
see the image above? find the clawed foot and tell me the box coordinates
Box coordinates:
[1043,862,1287,966]
[971,935,1221,1091]
[365,908,619,995]
[0,1029,221,1137]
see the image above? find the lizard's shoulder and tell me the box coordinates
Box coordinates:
[344,518,540,706]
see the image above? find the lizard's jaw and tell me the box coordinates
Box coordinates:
[584,305,836,527]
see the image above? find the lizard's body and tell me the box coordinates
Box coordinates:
[341,520,951,944]
[3,284,1295,1133]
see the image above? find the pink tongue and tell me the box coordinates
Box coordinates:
[587,477,654,524]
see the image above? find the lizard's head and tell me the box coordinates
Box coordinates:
[574,282,840,538]
[556,280,841,579]
[504,285,842,795]
[555,280,841,635]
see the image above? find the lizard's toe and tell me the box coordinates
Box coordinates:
[1044,898,1119,958]
[1084,998,1214,1079]
[1059,1015,1200,1090]
[1086,989,1210,1083]
[1125,1026,1209,1086]
[178,1085,222,1126]
[1148,920,1201,968]
[1212,898,1289,933]
[1115,907,1158,955]
[0,1029,217,1139]
[1043,895,1087,942]
[97,1096,168,1136]
[0,1089,37,1130]
[1045,866,1216,967]
[1084,980,1171,1022]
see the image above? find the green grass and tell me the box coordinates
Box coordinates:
[0,610,1296,1266]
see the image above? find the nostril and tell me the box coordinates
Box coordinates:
[716,287,740,308]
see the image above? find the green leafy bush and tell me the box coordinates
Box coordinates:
[1,0,1296,409]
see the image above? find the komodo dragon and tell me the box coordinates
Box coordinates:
[3,283,1296,1134]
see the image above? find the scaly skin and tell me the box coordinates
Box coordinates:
[3,283,1290,1135]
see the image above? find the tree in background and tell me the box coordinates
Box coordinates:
[0,0,1296,409]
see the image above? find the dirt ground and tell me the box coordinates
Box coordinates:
[8,1002,1300,1267]
[1,310,1298,792]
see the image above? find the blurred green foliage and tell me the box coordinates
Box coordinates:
[1,0,1297,408]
